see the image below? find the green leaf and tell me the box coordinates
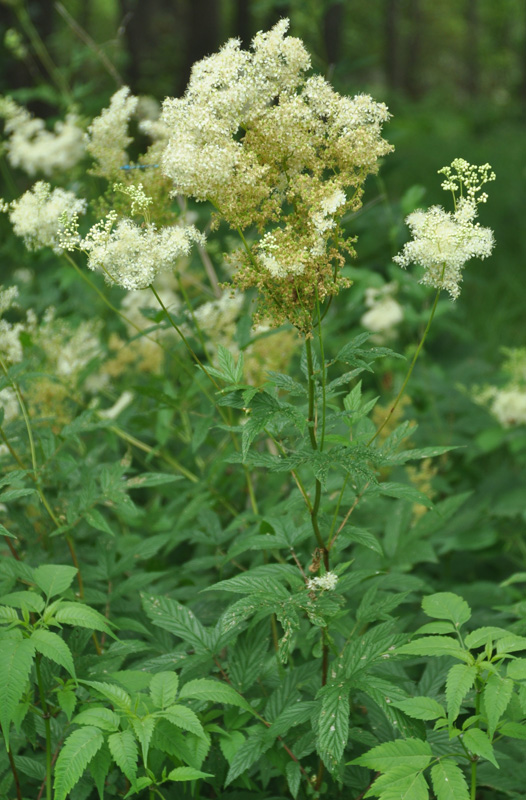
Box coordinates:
[415,622,456,635]
[126,472,184,488]
[507,659,526,680]
[495,635,526,654]
[13,755,46,780]
[392,696,445,721]
[376,482,433,508]
[0,637,35,750]
[108,729,138,783]
[430,760,469,800]
[0,523,17,539]
[82,680,132,710]
[150,671,179,709]
[446,664,477,722]
[167,766,214,781]
[73,707,120,732]
[286,761,301,798]
[178,678,257,716]
[316,685,350,772]
[56,687,76,720]
[484,674,513,737]
[353,738,432,771]
[53,726,104,800]
[32,565,78,598]
[367,764,430,800]
[0,591,44,614]
[141,594,210,652]
[421,592,471,628]
[0,605,21,623]
[30,629,75,678]
[54,602,117,637]
[464,627,511,649]
[131,716,156,764]
[225,728,272,786]
[499,721,526,740]
[89,743,112,800]
[161,704,207,740]
[397,636,471,662]
[462,728,498,767]
[83,508,116,537]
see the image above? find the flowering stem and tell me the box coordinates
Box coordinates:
[304,338,327,563]
[368,282,443,446]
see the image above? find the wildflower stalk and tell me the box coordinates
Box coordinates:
[7,747,22,800]
[35,655,52,800]
[304,337,327,563]
[368,272,444,446]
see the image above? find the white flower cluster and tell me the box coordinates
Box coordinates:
[476,348,526,427]
[306,572,338,591]
[361,282,403,335]
[0,96,85,176]
[3,181,87,253]
[394,198,494,300]
[0,285,26,364]
[80,216,205,290]
[394,159,495,300]
[86,86,138,177]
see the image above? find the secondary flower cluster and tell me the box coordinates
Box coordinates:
[394,159,495,300]
[0,96,85,176]
[160,19,392,329]
[475,348,526,427]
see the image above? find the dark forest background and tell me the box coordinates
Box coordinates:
[0,0,525,350]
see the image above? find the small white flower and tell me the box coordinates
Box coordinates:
[307,572,338,591]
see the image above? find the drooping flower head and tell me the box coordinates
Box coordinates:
[394,159,495,299]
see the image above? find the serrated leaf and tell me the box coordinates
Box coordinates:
[53,726,104,800]
[353,738,432,771]
[397,636,471,662]
[376,482,433,508]
[83,508,116,537]
[317,685,349,772]
[0,591,44,613]
[484,674,513,736]
[507,659,526,680]
[32,565,78,598]
[286,761,301,798]
[446,664,477,722]
[0,605,21,623]
[108,729,138,783]
[0,637,35,750]
[366,763,429,800]
[73,707,120,732]
[30,629,75,678]
[415,622,456,635]
[392,696,445,721]
[56,687,76,720]
[13,754,46,780]
[0,523,17,539]
[462,728,498,767]
[464,627,511,649]
[150,671,179,709]
[161,704,206,739]
[342,526,383,554]
[89,742,112,800]
[422,592,471,628]
[499,721,526,739]
[167,766,214,781]
[131,716,156,764]
[54,602,117,637]
[209,573,291,596]
[141,594,210,653]
[225,728,272,786]
[82,680,131,710]
[495,635,526,654]
[430,760,469,800]
[178,678,257,716]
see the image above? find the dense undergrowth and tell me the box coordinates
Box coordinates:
[1,13,526,800]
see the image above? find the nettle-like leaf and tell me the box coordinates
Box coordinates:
[224,727,272,787]
[150,671,179,709]
[82,680,132,711]
[366,763,430,800]
[316,683,350,772]
[30,629,76,678]
[167,766,214,782]
[54,602,117,637]
[461,728,498,767]
[353,738,433,772]
[392,696,446,721]
[421,593,471,629]
[178,678,257,716]
[131,716,156,764]
[141,593,212,653]
[0,637,35,749]
[32,564,78,598]
[160,705,206,740]
[108,729,138,784]
[74,707,120,732]
[0,590,44,614]
[484,674,514,737]
[430,759,470,800]
[446,664,477,722]
[53,725,105,800]
[397,637,472,663]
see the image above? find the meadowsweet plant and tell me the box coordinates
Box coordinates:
[0,18,507,800]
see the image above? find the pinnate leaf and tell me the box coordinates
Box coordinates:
[150,671,179,708]
[316,685,350,772]
[179,678,257,715]
[54,602,117,637]
[484,674,513,736]
[225,728,272,786]
[54,726,104,800]
[392,696,445,721]
[33,565,77,598]
[353,738,432,772]
[367,763,430,800]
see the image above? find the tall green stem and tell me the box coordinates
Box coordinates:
[35,656,52,800]
[368,280,443,446]
[304,337,327,563]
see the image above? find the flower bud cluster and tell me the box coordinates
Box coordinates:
[306,572,339,591]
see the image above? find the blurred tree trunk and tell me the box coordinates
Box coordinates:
[465,0,480,98]
[323,1,345,68]
[403,0,423,99]
[521,0,526,115]
[179,0,220,92]
[384,0,401,90]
